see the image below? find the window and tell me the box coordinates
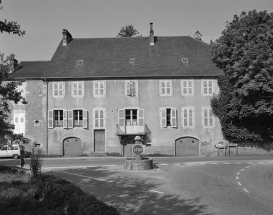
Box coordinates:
[93,81,106,97]
[72,82,84,97]
[182,58,188,63]
[202,107,215,128]
[159,80,172,96]
[68,110,88,128]
[129,58,135,64]
[181,107,195,128]
[73,110,83,127]
[52,82,65,98]
[1,146,7,151]
[12,146,19,150]
[77,60,83,65]
[202,80,214,96]
[93,108,106,128]
[159,107,177,128]
[125,81,138,97]
[181,80,194,96]
[54,110,64,127]
[13,112,25,135]
[118,109,144,126]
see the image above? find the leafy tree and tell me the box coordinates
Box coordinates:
[211,10,273,143]
[0,0,26,140]
[117,24,142,37]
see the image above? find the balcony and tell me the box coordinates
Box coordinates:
[116,124,150,136]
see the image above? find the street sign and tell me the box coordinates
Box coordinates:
[132,144,144,155]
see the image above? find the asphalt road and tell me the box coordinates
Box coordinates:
[1,156,273,215]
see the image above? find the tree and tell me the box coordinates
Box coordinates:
[117,24,142,37]
[0,0,26,140]
[210,10,273,143]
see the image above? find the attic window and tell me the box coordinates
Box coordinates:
[129,58,135,64]
[77,60,83,65]
[182,58,188,63]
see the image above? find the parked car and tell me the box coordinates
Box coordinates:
[0,144,20,159]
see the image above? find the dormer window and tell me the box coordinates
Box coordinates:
[129,58,135,64]
[77,60,83,65]
[182,58,188,63]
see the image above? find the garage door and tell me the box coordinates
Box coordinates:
[63,137,82,156]
[123,138,135,156]
[175,137,199,156]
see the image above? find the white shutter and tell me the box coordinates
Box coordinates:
[171,108,177,127]
[53,83,58,97]
[118,109,125,126]
[103,108,106,128]
[48,110,53,128]
[181,107,185,127]
[83,110,88,128]
[125,81,130,96]
[103,81,106,97]
[138,109,144,126]
[68,110,73,128]
[159,108,167,128]
[201,80,204,95]
[191,107,195,127]
[63,110,68,128]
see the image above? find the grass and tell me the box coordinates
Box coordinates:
[0,165,121,215]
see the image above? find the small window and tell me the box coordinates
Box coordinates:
[181,107,195,128]
[159,80,172,96]
[77,60,83,65]
[34,143,41,148]
[202,80,214,96]
[93,81,106,97]
[52,82,65,98]
[129,58,135,64]
[93,108,106,129]
[181,80,194,96]
[118,109,144,127]
[73,110,83,127]
[202,107,215,128]
[1,146,7,151]
[182,58,188,63]
[159,107,177,128]
[54,110,64,127]
[72,81,84,97]
[125,80,138,97]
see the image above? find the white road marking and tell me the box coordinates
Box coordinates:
[246,166,250,168]
[240,169,244,172]
[211,163,218,164]
[236,176,239,180]
[224,163,230,164]
[243,188,250,193]
[237,172,240,175]
[161,164,168,165]
[58,170,114,182]
[149,190,163,194]
[238,182,242,186]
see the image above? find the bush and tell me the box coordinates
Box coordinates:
[30,147,43,178]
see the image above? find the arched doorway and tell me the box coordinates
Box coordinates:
[175,136,199,156]
[123,137,135,156]
[63,137,82,156]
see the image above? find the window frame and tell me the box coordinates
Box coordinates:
[118,108,144,127]
[181,80,194,96]
[181,106,195,128]
[201,80,214,96]
[124,80,138,97]
[93,108,106,129]
[159,107,177,128]
[202,106,215,128]
[71,81,84,98]
[52,82,65,98]
[159,80,173,96]
[93,81,106,97]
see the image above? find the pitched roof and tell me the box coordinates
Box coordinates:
[9,61,49,79]
[43,36,223,79]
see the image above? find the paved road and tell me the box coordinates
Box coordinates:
[1,157,272,214]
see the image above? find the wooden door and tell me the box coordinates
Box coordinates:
[175,137,199,156]
[123,138,135,156]
[63,137,82,156]
[94,130,105,152]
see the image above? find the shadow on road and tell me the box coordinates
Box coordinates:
[50,167,212,215]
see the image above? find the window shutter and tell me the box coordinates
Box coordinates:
[63,110,68,128]
[93,109,97,128]
[190,80,194,95]
[68,110,73,128]
[61,82,65,97]
[201,80,204,95]
[138,109,144,126]
[83,110,88,128]
[181,107,184,127]
[53,83,58,97]
[131,81,136,96]
[191,107,195,127]
[103,108,106,128]
[171,108,177,127]
[103,81,106,97]
[118,109,125,126]
[126,81,130,96]
[159,81,163,96]
[159,108,167,127]
[48,110,53,128]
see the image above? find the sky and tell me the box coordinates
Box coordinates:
[1,0,273,62]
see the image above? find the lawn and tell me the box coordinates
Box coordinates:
[0,165,121,215]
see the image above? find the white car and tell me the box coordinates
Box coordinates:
[0,144,21,159]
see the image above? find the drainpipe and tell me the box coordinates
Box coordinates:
[45,79,49,155]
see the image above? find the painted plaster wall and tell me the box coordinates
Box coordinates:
[9,80,47,152]
[47,78,224,156]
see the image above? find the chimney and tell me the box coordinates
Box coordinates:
[62,29,72,46]
[9,54,18,73]
[149,23,154,45]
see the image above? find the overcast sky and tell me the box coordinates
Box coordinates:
[1,0,273,62]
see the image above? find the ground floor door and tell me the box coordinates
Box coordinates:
[63,137,82,156]
[175,137,199,156]
[123,138,135,156]
[94,130,105,152]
